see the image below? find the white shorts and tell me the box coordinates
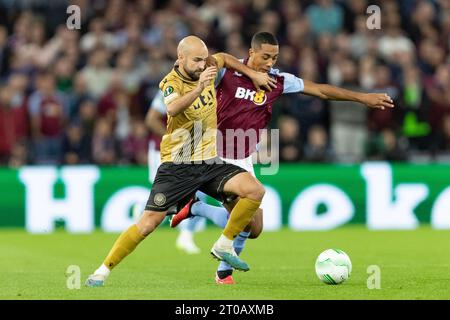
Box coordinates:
[220,155,255,177]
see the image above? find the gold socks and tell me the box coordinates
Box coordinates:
[223,198,261,240]
[103,224,146,270]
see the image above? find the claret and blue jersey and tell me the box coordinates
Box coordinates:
[215,59,305,159]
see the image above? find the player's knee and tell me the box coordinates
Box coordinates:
[244,181,265,202]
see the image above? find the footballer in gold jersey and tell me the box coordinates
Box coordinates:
[158,53,224,163]
[86,36,276,287]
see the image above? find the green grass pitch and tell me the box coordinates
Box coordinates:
[1,226,450,299]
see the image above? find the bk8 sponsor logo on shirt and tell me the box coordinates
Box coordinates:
[234,87,267,106]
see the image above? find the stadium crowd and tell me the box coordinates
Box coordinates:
[0,0,449,167]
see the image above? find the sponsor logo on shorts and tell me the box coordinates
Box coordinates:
[154,193,167,206]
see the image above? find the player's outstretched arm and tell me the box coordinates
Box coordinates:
[302,79,395,110]
[215,52,277,92]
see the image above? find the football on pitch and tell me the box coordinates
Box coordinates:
[315,249,352,285]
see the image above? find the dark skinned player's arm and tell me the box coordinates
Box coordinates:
[214,53,277,91]
[302,79,394,110]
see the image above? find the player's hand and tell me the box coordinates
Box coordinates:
[197,66,217,91]
[250,71,277,92]
[206,55,218,68]
[363,93,395,110]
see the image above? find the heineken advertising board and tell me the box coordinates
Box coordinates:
[1,163,450,233]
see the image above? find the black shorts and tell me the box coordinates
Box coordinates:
[145,157,247,212]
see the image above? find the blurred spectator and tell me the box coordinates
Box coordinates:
[28,71,68,164]
[53,56,76,94]
[329,58,367,162]
[285,18,311,53]
[68,72,93,118]
[418,39,446,76]
[70,98,96,144]
[349,15,375,59]
[306,0,343,36]
[277,54,327,140]
[280,0,303,26]
[258,10,281,37]
[399,66,431,151]
[0,25,10,78]
[358,55,376,89]
[97,72,131,138]
[0,0,448,166]
[425,64,450,129]
[433,113,450,155]
[133,47,173,116]
[121,119,149,165]
[365,128,408,161]
[342,0,367,33]
[224,32,247,59]
[115,48,146,95]
[81,46,113,99]
[61,121,91,164]
[408,1,439,45]
[15,17,67,70]
[80,17,117,53]
[303,125,333,162]
[278,115,302,162]
[91,118,118,165]
[0,77,29,164]
[378,12,415,64]
[8,140,29,168]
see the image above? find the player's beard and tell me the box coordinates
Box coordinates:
[184,64,203,81]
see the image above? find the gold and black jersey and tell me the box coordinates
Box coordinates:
[158,54,225,163]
